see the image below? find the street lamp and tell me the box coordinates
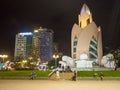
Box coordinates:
[53,54,59,68]
[0,55,8,64]
[0,55,8,69]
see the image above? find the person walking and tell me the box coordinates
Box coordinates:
[99,72,104,80]
[30,72,36,80]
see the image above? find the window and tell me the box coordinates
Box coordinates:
[73,48,76,52]
[87,18,90,25]
[89,36,98,60]
[74,41,77,46]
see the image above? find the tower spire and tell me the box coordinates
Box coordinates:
[78,4,93,28]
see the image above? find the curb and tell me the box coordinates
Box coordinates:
[0,77,49,80]
[0,77,120,80]
[77,77,120,80]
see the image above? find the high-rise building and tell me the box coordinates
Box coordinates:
[33,27,54,62]
[14,32,33,58]
[71,4,103,65]
[31,36,40,59]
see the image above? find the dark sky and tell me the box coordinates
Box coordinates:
[0,0,120,56]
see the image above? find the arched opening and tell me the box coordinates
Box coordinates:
[87,18,90,25]
[73,36,78,59]
[89,36,98,61]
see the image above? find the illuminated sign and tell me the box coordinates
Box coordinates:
[19,32,33,36]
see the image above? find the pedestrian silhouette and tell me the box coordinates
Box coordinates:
[72,71,77,81]
[93,73,98,80]
[99,72,104,80]
[30,72,36,80]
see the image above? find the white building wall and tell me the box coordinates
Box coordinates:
[14,34,27,57]
[71,4,103,65]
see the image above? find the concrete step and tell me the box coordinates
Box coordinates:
[49,72,74,80]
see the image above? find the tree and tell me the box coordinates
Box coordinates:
[14,54,24,62]
[14,55,25,69]
[111,48,120,67]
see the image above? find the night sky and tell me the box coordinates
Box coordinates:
[0,0,120,56]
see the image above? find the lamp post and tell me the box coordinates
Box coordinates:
[0,55,8,69]
[53,54,59,68]
[0,55,8,64]
[108,56,113,69]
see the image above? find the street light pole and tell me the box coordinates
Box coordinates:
[0,55,8,69]
[53,54,59,68]
[55,58,57,68]
[0,55,8,63]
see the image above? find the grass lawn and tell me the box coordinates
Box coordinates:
[77,71,120,77]
[0,70,51,77]
[0,70,120,78]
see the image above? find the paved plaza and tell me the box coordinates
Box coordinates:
[0,80,120,90]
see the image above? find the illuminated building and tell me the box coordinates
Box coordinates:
[71,4,103,65]
[14,32,33,57]
[33,27,53,62]
[31,36,40,59]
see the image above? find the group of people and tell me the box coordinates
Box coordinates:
[60,65,72,72]
[93,72,104,80]
[29,70,104,81]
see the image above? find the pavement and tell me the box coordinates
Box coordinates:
[0,80,120,90]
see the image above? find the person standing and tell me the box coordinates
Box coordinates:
[62,65,65,72]
[93,73,98,80]
[73,71,77,81]
[56,70,60,80]
[114,63,118,71]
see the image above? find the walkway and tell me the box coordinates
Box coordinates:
[0,80,120,90]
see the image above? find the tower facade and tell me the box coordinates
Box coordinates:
[14,32,33,58]
[33,27,53,62]
[71,4,103,65]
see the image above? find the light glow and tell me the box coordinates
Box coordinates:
[80,53,88,60]
[53,55,59,59]
[34,30,38,33]
[0,55,8,58]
